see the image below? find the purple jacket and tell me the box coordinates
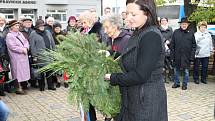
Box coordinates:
[6,31,30,82]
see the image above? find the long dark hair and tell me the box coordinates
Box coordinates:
[126,0,158,30]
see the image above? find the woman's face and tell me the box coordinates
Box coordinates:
[38,26,45,31]
[69,19,76,27]
[160,18,168,26]
[47,20,54,26]
[82,19,90,29]
[11,24,20,32]
[126,3,147,28]
[199,25,207,33]
[0,18,5,27]
[54,27,61,33]
[103,21,117,38]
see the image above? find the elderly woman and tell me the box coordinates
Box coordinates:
[78,10,102,121]
[64,16,78,33]
[102,15,132,121]
[6,20,30,94]
[45,16,55,34]
[29,19,56,91]
[79,10,108,44]
[103,14,131,59]
[193,21,214,84]
[0,13,6,34]
[79,10,98,34]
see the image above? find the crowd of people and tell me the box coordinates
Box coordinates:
[0,0,215,120]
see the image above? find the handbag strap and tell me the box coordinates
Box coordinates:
[16,36,24,46]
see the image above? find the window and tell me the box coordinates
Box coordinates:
[0,9,15,21]
[21,9,35,23]
[47,9,67,22]
[112,7,120,14]
[21,9,34,14]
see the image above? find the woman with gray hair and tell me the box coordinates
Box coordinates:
[102,14,132,59]
[102,14,132,121]
[0,13,8,38]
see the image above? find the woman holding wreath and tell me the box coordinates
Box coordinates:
[104,0,168,121]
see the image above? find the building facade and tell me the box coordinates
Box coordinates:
[103,0,126,14]
[0,0,101,28]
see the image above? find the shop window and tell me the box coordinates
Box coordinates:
[47,9,67,22]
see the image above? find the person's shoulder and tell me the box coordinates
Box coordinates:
[120,29,132,37]
[29,30,37,36]
[45,30,51,35]
[5,31,13,37]
[145,26,162,36]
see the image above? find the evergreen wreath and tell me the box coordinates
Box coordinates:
[39,32,121,117]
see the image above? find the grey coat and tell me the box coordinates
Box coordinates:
[29,30,55,67]
[110,26,168,121]
[29,30,55,57]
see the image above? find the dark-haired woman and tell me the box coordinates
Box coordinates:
[104,0,168,121]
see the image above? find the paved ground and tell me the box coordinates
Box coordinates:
[1,77,215,121]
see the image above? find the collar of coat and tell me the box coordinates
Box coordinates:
[179,27,190,33]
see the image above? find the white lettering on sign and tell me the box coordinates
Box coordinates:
[0,0,36,4]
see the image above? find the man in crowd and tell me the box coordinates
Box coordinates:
[170,17,196,90]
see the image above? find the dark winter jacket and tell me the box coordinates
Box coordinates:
[107,29,132,59]
[110,26,168,121]
[0,36,9,72]
[88,21,109,44]
[170,28,196,69]
[0,26,10,72]
[45,24,54,35]
[0,26,9,39]
[19,27,33,41]
[159,26,173,42]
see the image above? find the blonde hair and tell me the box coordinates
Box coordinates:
[79,10,95,27]
[198,21,207,28]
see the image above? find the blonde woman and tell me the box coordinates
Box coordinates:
[193,21,214,84]
[79,10,107,44]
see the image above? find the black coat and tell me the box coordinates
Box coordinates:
[88,22,109,44]
[159,26,173,42]
[170,28,196,69]
[110,26,168,121]
[0,36,9,72]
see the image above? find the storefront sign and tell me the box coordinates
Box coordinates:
[0,0,36,4]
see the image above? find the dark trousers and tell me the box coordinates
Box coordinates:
[38,72,55,89]
[89,103,97,121]
[193,57,209,81]
[20,81,28,89]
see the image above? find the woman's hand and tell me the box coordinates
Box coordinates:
[98,50,110,57]
[104,74,111,80]
[23,48,28,55]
